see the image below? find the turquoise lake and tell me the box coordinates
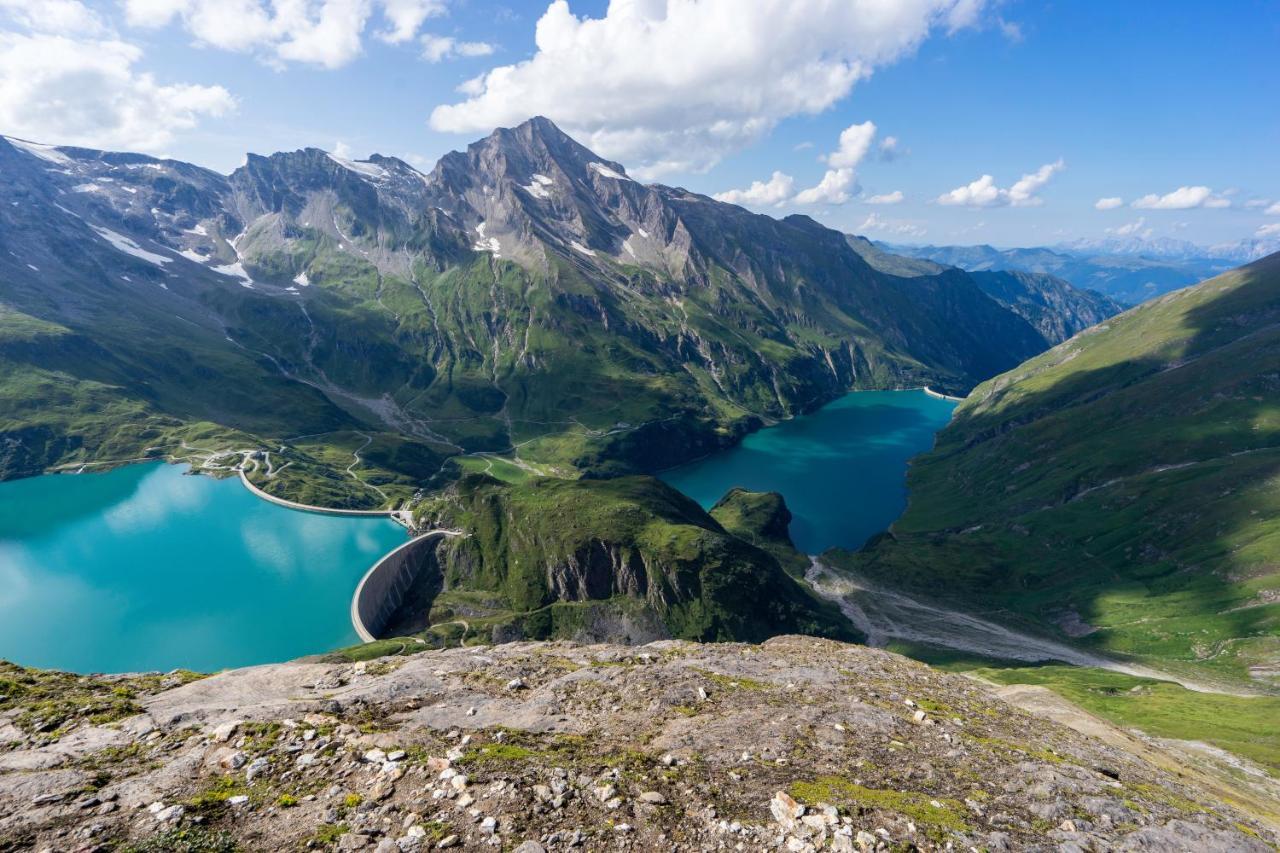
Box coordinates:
[0,463,406,674]
[663,390,957,553]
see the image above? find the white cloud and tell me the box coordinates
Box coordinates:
[1267,201,1280,216]
[1257,223,1280,238]
[714,120,875,209]
[428,0,988,177]
[1131,186,1230,210]
[1094,196,1123,210]
[421,33,495,62]
[0,32,234,152]
[380,0,447,43]
[937,174,1001,207]
[878,135,901,161]
[858,211,926,238]
[713,171,795,208]
[826,121,876,169]
[865,190,904,205]
[1106,217,1152,238]
[937,159,1064,207]
[794,167,857,206]
[1006,158,1064,206]
[0,0,104,34]
[123,0,461,68]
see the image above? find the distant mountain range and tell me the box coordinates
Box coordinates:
[881,240,1246,305]
[846,236,1123,344]
[0,117,1094,501]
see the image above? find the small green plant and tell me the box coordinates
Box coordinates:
[122,826,238,853]
[309,823,349,847]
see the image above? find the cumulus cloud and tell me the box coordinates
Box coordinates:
[712,171,795,208]
[937,174,1000,207]
[1006,158,1065,206]
[1106,217,1152,238]
[877,135,901,161]
[123,0,458,68]
[0,31,234,151]
[428,0,987,177]
[421,33,494,62]
[0,0,104,34]
[937,159,1064,207]
[1131,186,1230,210]
[865,190,905,205]
[826,121,876,169]
[794,167,857,205]
[1094,196,1123,210]
[714,120,876,209]
[380,0,447,42]
[858,211,926,238]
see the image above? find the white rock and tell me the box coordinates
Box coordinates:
[154,804,185,823]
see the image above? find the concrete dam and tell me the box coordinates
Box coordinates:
[350,530,461,642]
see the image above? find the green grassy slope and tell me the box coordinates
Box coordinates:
[843,253,1280,687]
[413,476,858,644]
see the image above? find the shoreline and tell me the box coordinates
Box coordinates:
[921,386,966,402]
[236,459,413,528]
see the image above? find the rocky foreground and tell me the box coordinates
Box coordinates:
[1,638,1274,852]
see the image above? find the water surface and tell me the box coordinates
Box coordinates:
[663,390,956,553]
[0,463,406,673]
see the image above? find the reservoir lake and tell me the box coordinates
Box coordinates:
[663,390,957,553]
[0,390,954,673]
[0,463,406,674]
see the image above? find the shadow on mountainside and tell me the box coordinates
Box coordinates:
[831,252,1280,686]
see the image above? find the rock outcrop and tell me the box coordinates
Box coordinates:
[1,638,1273,852]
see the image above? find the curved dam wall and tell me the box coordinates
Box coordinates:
[351,530,458,642]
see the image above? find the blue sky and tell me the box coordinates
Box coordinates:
[1,0,1276,248]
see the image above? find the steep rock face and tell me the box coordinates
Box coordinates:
[1,639,1275,852]
[968,269,1124,344]
[409,476,856,644]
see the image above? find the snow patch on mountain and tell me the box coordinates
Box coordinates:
[570,240,596,257]
[522,180,551,200]
[326,153,388,181]
[589,163,630,181]
[212,262,254,287]
[5,137,73,166]
[293,271,310,287]
[91,226,172,267]
[472,222,501,256]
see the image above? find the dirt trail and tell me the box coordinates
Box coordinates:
[804,559,1256,697]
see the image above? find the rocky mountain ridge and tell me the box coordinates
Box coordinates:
[1,118,1050,503]
[2,637,1274,852]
